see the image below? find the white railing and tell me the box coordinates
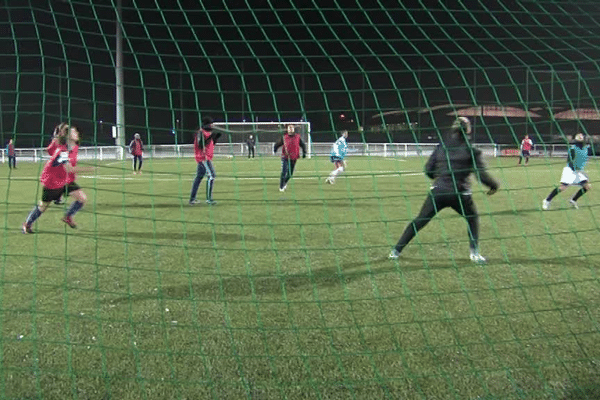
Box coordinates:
[0,142,571,163]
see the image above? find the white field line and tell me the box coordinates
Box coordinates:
[75,171,423,181]
[11,165,555,182]
[10,170,422,182]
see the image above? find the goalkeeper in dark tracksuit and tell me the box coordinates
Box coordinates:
[389,117,499,264]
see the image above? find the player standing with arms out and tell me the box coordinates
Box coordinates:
[129,133,144,174]
[389,117,499,264]
[22,125,84,233]
[6,139,16,169]
[325,130,349,184]
[542,132,591,210]
[518,134,533,165]
[274,124,307,192]
[189,116,221,205]
[247,135,255,158]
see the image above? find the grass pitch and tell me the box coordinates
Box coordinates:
[1,154,599,399]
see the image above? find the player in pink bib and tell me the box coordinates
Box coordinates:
[518,134,533,165]
[22,124,86,233]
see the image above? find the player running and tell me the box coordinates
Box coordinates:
[542,132,591,210]
[274,124,307,192]
[325,130,348,184]
[22,124,86,233]
[61,127,87,228]
[47,123,68,204]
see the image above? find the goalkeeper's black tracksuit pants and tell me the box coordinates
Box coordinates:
[394,187,479,254]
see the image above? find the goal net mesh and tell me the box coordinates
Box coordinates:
[1,2,599,399]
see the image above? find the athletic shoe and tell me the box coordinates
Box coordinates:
[279,185,287,192]
[206,199,217,205]
[542,199,551,211]
[469,252,486,264]
[388,249,401,259]
[569,199,579,209]
[22,223,33,234]
[189,199,201,205]
[62,216,77,229]
[325,177,334,184]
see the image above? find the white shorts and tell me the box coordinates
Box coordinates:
[560,167,588,185]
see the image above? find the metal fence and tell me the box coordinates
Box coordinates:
[1,142,570,163]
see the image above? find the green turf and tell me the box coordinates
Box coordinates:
[1,154,599,399]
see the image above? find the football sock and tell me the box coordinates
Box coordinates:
[206,178,214,200]
[330,167,344,178]
[26,206,42,225]
[466,216,479,254]
[546,188,560,201]
[279,169,287,189]
[572,187,587,201]
[66,201,84,217]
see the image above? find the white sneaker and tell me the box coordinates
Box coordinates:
[279,186,286,192]
[542,199,551,210]
[469,252,486,264]
[325,177,334,184]
[389,249,400,259]
[569,199,579,209]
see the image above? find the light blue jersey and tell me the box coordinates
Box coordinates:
[330,136,347,161]
[568,144,590,171]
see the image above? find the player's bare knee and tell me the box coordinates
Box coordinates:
[73,190,87,204]
[38,202,50,212]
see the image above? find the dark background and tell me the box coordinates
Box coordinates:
[2,0,600,147]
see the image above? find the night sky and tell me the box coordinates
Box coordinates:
[2,0,600,146]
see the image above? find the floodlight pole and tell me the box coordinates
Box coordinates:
[115,0,126,155]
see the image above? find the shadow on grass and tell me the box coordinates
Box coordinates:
[106,266,390,303]
[105,252,588,304]
[74,229,278,243]
[106,256,422,304]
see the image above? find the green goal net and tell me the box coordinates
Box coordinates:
[1,1,600,399]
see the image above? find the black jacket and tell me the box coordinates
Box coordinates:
[424,136,498,193]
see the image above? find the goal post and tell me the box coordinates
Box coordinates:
[212,121,312,157]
